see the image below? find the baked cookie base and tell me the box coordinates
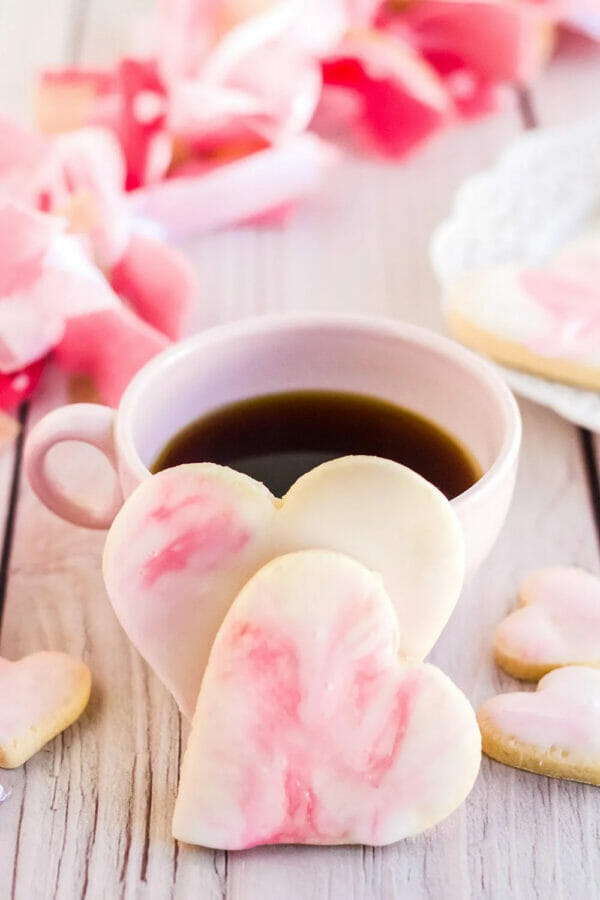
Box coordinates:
[0,659,91,769]
[478,712,600,786]
[494,645,600,682]
[447,309,600,393]
[493,646,557,682]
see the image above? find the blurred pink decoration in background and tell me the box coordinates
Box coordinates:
[0,119,196,410]
[0,200,173,409]
[36,1,339,235]
[0,0,597,420]
[536,1,600,39]
[34,0,600,218]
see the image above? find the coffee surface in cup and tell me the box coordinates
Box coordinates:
[151,390,481,498]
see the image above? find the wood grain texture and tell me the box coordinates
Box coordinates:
[1,1,600,897]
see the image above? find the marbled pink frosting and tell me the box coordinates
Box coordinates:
[103,464,276,717]
[173,550,480,849]
[103,458,464,719]
[521,261,600,357]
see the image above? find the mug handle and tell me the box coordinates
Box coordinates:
[24,403,124,529]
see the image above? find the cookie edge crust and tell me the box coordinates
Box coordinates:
[478,710,600,786]
[0,658,92,769]
[492,644,557,681]
[447,308,600,392]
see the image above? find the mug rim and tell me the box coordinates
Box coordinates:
[116,312,522,505]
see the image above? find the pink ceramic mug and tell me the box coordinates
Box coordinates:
[25,314,521,577]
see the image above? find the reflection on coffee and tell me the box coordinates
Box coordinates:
[152,390,482,499]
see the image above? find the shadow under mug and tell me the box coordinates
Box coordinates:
[24,313,521,579]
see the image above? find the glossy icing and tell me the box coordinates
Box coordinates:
[104,464,277,718]
[445,228,600,367]
[479,666,600,755]
[496,566,600,672]
[521,261,600,357]
[0,652,91,768]
[103,457,464,718]
[173,550,481,848]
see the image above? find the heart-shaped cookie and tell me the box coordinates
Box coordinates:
[0,652,91,768]
[478,666,600,785]
[494,566,600,680]
[444,228,600,391]
[103,456,464,717]
[173,549,481,848]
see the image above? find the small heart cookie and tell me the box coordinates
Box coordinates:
[478,666,600,786]
[103,457,464,717]
[0,652,91,768]
[173,550,481,849]
[444,228,600,391]
[494,566,600,680]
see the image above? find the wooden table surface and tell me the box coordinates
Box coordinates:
[1,4,600,898]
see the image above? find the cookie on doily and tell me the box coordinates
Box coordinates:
[444,227,600,392]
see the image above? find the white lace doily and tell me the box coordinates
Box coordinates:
[430,114,600,432]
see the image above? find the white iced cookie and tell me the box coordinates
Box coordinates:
[173,550,481,849]
[444,229,600,391]
[0,652,91,768]
[103,457,464,717]
[478,666,600,786]
[495,566,600,680]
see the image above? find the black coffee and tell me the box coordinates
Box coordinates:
[151,390,481,499]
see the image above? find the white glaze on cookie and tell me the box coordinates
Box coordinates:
[173,550,481,849]
[480,666,600,761]
[495,566,600,678]
[0,652,91,768]
[444,228,600,383]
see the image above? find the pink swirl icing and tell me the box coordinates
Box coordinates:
[521,255,600,357]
